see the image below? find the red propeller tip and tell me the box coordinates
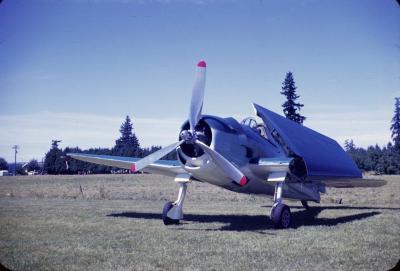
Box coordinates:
[197,60,206,67]
[239,176,247,186]
[130,164,136,172]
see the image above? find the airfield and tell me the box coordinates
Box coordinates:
[0,174,399,271]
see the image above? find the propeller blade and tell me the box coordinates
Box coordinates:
[131,140,184,172]
[195,140,247,186]
[189,60,206,132]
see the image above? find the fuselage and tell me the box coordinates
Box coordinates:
[176,115,321,202]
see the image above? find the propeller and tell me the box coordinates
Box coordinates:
[195,140,247,186]
[130,140,184,172]
[189,60,206,133]
[130,60,247,186]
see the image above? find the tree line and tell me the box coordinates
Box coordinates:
[342,97,400,174]
[42,116,176,175]
[0,116,175,175]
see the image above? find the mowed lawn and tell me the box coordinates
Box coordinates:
[0,174,399,271]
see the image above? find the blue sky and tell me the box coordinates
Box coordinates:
[0,0,399,162]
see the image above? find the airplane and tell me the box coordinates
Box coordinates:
[67,60,386,229]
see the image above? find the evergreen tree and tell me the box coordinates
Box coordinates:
[391,97,400,148]
[142,145,177,160]
[367,145,382,172]
[44,140,66,174]
[384,142,400,174]
[26,159,41,172]
[64,147,83,174]
[344,139,355,151]
[16,164,27,175]
[280,72,306,124]
[0,157,8,170]
[113,116,140,157]
[344,139,400,175]
[344,139,371,171]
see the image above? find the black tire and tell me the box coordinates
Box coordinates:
[280,205,291,228]
[271,203,292,229]
[162,201,179,225]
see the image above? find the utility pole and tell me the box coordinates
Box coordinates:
[12,145,19,176]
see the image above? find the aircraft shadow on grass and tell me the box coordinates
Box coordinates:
[107,205,397,232]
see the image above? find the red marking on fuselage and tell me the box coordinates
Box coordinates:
[130,164,136,172]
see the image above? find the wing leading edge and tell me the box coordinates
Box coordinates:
[66,153,185,177]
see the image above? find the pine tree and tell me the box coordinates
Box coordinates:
[43,140,66,174]
[26,159,41,172]
[344,139,355,151]
[280,72,306,124]
[0,157,8,170]
[367,145,382,172]
[391,97,400,149]
[64,146,84,174]
[113,116,140,157]
[384,142,399,174]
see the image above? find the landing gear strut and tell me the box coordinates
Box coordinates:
[162,174,190,225]
[270,182,292,229]
[301,200,309,210]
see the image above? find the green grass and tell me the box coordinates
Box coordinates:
[0,174,399,270]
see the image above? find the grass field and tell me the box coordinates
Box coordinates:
[0,174,399,271]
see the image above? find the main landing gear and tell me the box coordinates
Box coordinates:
[270,182,292,229]
[162,176,294,229]
[162,174,190,225]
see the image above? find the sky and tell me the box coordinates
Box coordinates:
[0,0,399,162]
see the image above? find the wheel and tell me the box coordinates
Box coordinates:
[271,203,292,229]
[162,201,179,225]
[280,205,291,229]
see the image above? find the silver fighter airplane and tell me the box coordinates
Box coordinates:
[68,60,385,229]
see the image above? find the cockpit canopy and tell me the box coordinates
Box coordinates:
[241,117,268,139]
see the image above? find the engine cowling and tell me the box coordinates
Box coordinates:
[178,119,212,158]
